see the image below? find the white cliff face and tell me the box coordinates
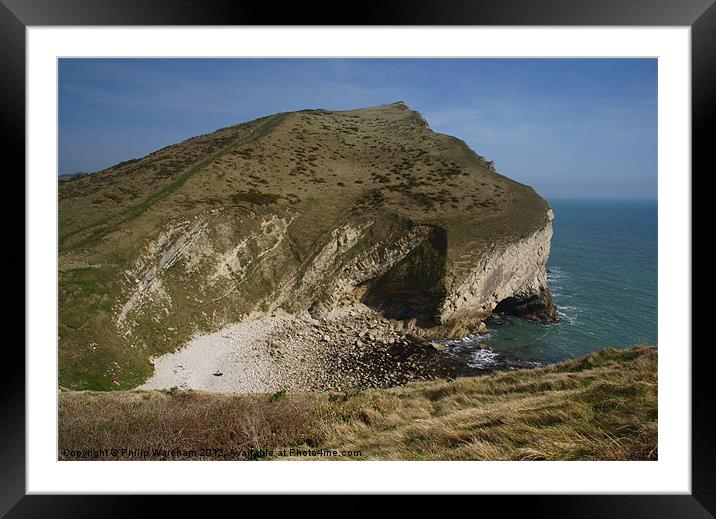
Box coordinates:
[116,219,207,330]
[114,204,556,347]
[439,211,554,326]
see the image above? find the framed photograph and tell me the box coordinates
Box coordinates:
[5,0,713,514]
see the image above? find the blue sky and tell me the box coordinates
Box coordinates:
[59,58,657,199]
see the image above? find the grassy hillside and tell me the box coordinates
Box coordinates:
[59,102,552,391]
[59,345,657,461]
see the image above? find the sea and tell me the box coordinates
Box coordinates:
[443,199,658,370]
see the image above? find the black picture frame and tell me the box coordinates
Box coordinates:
[2,0,713,515]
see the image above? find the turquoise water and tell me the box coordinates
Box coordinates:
[475,199,657,365]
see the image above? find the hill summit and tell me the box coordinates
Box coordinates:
[59,102,557,390]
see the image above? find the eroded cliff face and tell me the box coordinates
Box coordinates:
[59,102,558,390]
[437,209,558,335]
[113,205,557,348]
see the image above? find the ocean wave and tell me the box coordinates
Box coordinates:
[467,348,500,369]
[557,304,579,325]
[442,333,490,348]
[547,267,569,298]
[547,267,567,281]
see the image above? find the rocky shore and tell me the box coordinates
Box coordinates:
[141,303,539,393]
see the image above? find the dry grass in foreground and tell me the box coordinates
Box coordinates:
[58,345,657,461]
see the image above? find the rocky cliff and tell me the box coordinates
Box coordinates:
[59,102,557,390]
[439,209,558,332]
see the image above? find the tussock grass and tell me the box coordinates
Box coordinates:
[59,345,657,461]
[59,390,320,460]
